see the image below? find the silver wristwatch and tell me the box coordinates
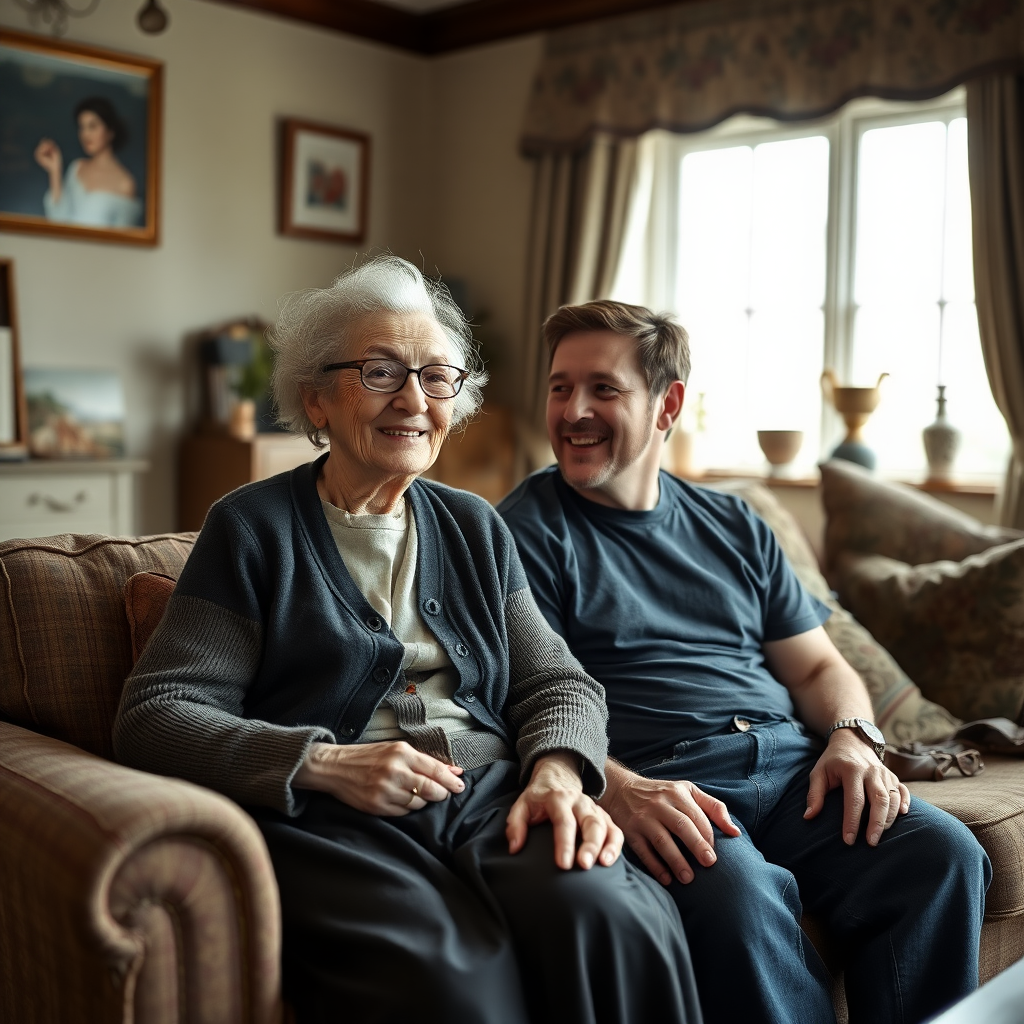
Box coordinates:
[827,717,886,761]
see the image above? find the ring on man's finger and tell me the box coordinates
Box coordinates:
[406,787,419,808]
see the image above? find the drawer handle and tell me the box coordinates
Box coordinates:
[28,491,88,514]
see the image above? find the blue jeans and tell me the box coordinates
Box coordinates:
[633,719,990,1024]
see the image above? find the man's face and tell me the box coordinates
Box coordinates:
[546,330,666,506]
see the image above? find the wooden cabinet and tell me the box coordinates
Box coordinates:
[0,459,148,542]
[178,432,320,530]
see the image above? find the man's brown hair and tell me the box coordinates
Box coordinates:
[543,299,691,399]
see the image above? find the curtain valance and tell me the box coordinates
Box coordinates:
[521,0,1024,154]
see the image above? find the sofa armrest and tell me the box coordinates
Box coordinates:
[0,721,283,1024]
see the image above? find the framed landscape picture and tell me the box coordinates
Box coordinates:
[0,29,162,246]
[24,367,125,458]
[279,118,370,244]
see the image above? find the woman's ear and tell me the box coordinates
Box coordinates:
[300,386,326,430]
[656,381,686,433]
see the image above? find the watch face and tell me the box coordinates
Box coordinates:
[856,719,885,745]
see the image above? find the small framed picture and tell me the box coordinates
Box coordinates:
[0,29,162,246]
[279,118,370,244]
[24,367,125,459]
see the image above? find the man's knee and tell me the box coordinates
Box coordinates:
[663,835,804,935]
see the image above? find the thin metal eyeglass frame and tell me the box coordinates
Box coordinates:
[320,359,469,399]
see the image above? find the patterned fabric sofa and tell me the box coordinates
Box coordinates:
[1,462,1022,1022]
[0,532,283,1024]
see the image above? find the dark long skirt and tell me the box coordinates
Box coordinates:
[251,759,701,1024]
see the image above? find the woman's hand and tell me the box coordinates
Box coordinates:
[34,139,64,203]
[294,740,464,816]
[506,751,623,871]
[34,138,63,173]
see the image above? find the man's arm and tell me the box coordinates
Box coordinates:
[764,625,910,847]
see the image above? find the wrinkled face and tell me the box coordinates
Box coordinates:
[308,312,458,487]
[77,111,114,157]
[547,330,661,498]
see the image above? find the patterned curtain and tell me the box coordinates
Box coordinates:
[967,75,1024,528]
[521,0,1024,155]
[518,134,637,453]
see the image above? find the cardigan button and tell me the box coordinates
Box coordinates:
[340,724,356,737]
[424,598,441,615]
[463,690,476,703]
[373,668,390,684]
[366,615,383,632]
[455,643,469,657]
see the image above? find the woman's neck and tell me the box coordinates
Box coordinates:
[316,457,414,515]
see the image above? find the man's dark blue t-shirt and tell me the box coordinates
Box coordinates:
[497,467,830,766]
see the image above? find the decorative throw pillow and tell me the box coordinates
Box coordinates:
[820,459,1021,571]
[124,570,177,662]
[709,480,960,744]
[833,542,1024,725]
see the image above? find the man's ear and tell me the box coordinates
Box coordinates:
[656,381,685,433]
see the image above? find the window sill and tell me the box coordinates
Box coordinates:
[688,468,997,497]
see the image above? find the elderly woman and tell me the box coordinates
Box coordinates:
[114,256,700,1024]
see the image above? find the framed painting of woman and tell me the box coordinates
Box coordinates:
[0,29,162,246]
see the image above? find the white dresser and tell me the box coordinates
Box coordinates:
[0,459,149,542]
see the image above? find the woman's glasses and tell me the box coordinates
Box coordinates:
[321,359,469,399]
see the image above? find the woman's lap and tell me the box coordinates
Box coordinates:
[252,760,698,1024]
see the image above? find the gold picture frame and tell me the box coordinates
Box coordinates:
[0,29,162,246]
[0,259,29,460]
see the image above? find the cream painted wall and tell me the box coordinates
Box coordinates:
[0,0,433,531]
[427,34,542,407]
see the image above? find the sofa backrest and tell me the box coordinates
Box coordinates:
[0,532,196,759]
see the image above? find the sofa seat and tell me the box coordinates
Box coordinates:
[909,757,1024,977]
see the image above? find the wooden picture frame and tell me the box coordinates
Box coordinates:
[0,29,162,247]
[0,259,30,460]
[279,118,370,244]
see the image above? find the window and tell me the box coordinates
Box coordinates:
[612,89,1009,481]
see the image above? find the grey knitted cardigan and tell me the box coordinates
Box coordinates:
[113,454,608,815]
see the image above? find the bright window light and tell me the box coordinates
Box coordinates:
[613,92,1010,482]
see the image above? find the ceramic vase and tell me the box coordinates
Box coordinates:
[923,385,961,482]
[821,369,888,470]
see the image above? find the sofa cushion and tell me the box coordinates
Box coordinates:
[907,756,1024,920]
[833,542,1024,725]
[710,480,959,744]
[820,459,1021,571]
[124,571,177,662]
[0,533,197,759]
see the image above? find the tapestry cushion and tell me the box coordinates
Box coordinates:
[124,570,177,662]
[0,533,197,759]
[833,541,1024,725]
[710,480,959,744]
[820,459,1021,571]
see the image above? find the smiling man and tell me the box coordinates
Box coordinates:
[498,299,990,1024]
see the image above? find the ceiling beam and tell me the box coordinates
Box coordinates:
[202,0,420,50]
[201,0,695,54]
[420,0,685,54]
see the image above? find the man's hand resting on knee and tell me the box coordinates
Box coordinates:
[599,759,740,886]
[804,729,910,847]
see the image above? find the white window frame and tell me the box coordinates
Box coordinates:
[618,87,977,471]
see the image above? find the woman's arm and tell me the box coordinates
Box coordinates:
[113,505,333,816]
[503,585,609,795]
